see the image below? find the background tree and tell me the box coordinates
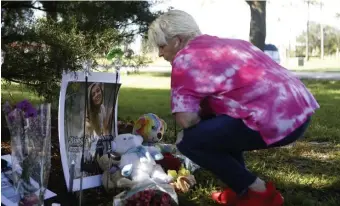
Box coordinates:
[1,1,159,100]
[246,0,267,51]
[296,21,340,57]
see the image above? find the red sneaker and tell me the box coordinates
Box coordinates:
[211,188,238,205]
[235,182,284,206]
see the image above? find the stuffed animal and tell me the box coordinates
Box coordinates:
[132,113,182,172]
[111,133,173,184]
[132,113,167,143]
[97,154,135,191]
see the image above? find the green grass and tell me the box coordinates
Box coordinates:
[1,83,45,105]
[302,80,340,143]
[2,75,340,206]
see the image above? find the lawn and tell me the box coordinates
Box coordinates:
[1,74,340,206]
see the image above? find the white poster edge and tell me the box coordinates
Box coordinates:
[58,71,121,192]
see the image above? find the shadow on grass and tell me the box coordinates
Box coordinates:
[300,80,340,143]
[182,159,340,206]
[177,170,340,206]
[276,181,340,206]
[281,154,340,176]
[179,140,340,206]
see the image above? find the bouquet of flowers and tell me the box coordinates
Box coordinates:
[113,180,179,206]
[124,189,174,206]
[2,100,51,206]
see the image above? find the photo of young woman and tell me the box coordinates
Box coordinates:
[63,81,120,179]
[84,82,114,163]
[59,71,121,191]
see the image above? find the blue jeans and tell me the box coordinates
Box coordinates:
[176,115,311,194]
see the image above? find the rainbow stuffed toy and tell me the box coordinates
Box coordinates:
[132,113,167,143]
[132,113,182,173]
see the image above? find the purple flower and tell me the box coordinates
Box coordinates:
[15,100,37,118]
[25,107,37,118]
[16,99,32,111]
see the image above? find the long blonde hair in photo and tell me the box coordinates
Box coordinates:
[86,82,103,136]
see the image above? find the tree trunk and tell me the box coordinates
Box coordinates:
[306,0,310,61]
[320,2,324,60]
[246,0,266,51]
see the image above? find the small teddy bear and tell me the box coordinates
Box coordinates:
[111,133,173,184]
[97,153,135,192]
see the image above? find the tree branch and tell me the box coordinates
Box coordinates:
[2,2,59,13]
[246,1,253,6]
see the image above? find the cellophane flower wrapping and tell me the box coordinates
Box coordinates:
[113,180,178,206]
[112,143,202,206]
[3,101,51,205]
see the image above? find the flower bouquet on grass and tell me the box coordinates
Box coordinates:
[124,189,174,206]
[2,100,51,206]
[113,180,179,206]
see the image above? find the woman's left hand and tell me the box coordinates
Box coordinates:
[175,112,200,129]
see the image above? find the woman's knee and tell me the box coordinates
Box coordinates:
[175,125,204,152]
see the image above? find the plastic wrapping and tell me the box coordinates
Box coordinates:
[3,102,51,205]
[112,143,200,206]
[156,143,200,173]
[113,180,178,206]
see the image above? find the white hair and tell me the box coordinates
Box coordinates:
[147,10,202,50]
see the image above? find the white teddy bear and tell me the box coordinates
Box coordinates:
[111,133,173,185]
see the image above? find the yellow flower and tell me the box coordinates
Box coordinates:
[167,170,178,178]
[178,167,190,177]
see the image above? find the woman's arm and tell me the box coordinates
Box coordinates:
[175,112,201,129]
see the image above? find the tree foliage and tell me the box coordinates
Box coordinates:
[1,1,159,100]
[296,21,340,56]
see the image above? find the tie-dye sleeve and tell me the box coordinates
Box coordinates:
[170,53,204,114]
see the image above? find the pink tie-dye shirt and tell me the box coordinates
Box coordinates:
[171,35,319,145]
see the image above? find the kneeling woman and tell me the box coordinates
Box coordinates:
[147,10,319,206]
